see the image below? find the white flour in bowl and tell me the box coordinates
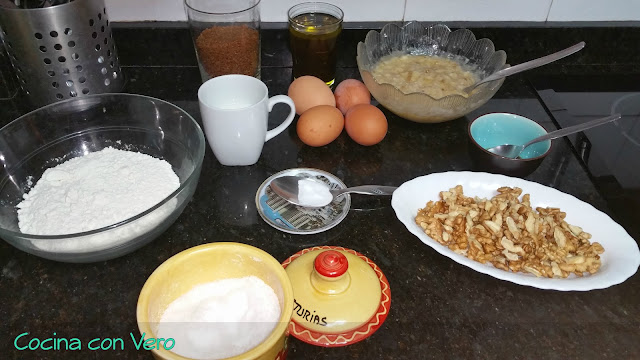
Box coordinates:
[156,276,281,360]
[17,147,180,252]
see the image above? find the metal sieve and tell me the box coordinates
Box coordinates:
[0,0,124,107]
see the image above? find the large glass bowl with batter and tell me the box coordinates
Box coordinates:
[0,94,205,262]
[357,22,507,123]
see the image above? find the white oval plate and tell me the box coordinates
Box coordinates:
[391,171,640,291]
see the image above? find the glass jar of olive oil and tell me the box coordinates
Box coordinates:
[288,2,343,86]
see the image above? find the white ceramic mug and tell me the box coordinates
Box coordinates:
[198,75,296,166]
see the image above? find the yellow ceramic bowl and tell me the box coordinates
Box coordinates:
[137,242,294,360]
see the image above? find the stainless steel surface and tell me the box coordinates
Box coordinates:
[271,175,396,208]
[464,42,585,93]
[270,175,303,205]
[488,113,622,158]
[331,185,397,198]
[0,0,124,107]
[0,0,18,9]
[4,0,72,9]
[0,38,18,99]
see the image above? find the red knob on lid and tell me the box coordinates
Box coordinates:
[314,250,349,277]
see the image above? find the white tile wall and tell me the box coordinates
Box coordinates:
[106,0,187,22]
[104,0,640,23]
[260,0,405,22]
[547,0,640,21]
[105,0,405,22]
[404,0,553,22]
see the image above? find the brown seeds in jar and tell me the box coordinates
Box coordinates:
[195,25,259,78]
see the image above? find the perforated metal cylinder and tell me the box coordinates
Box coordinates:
[0,0,124,107]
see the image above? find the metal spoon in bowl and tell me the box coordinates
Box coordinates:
[487,113,622,159]
[463,41,586,94]
[270,175,397,208]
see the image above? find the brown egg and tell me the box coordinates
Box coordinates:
[288,76,336,115]
[345,104,388,146]
[297,105,344,147]
[334,79,371,115]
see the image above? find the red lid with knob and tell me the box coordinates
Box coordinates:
[314,250,349,277]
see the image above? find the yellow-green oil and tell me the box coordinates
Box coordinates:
[289,13,342,86]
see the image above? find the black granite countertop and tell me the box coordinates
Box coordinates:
[1,25,639,359]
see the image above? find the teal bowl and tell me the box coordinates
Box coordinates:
[468,113,551,177]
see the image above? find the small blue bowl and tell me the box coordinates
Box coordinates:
[468,113,551,177]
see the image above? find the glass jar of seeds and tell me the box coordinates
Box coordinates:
[185,0,261,81]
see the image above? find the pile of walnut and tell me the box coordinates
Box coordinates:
[415,185,605,278]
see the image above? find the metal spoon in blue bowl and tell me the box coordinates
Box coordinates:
[487,113,622,159]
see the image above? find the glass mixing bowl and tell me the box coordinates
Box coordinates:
[0,94,205,262]
[357,22,507,123]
